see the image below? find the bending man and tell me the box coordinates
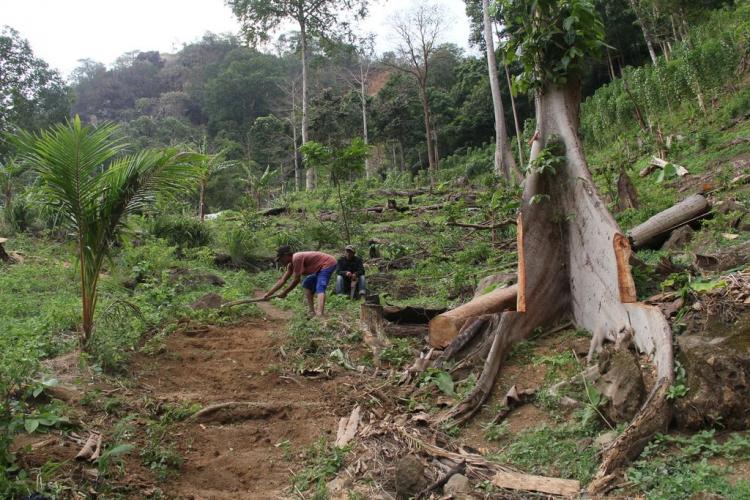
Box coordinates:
[264,246,337,316]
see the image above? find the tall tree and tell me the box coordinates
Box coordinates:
[226,0,370,190]
[390,5,445,189]
[481,0,520,182]
[443,1,675,492]
[0,26,69,154]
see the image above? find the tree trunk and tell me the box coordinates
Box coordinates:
[483,0,518,182]
[199,180,206,222]
[360,64,370,179]
[628,0,659,64]
[291,94,300,192]
[419,84,437,190]
[299,17,314,190]
[504,64,525,168]
[442,82,674,489]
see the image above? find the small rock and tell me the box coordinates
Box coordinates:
[594,430,618,449]
[395,455,428,500]
[444,473,471,496]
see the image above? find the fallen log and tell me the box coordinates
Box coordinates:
[492,471,580,498]
[628,194,710,249]
[428,285,517,348]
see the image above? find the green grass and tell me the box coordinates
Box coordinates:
[492,422,599,484]
[625,431,750,498]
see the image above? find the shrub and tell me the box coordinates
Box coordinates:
[224,227,262,266]
[148,215,212,249]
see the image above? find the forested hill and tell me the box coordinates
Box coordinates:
[1,1,738,214]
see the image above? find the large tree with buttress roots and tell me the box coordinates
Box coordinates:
[441,0,674,492]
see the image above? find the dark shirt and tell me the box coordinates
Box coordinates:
[337,255,365,276]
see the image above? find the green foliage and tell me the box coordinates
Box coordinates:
[16,116,202,345]
[223,227,262,267]
[495,423,598,483]
[582,4,750,149]
[380,338,414,368]
[525,139,566,176]
[483,421,510,442]
[292,437,348,498]
[149,215,213,249]
[419,368,455,396]
[667,360,689,401]
[500,0,607,91]
[626,431,750,498]
[2,197,35,233]
[301,138,370,243]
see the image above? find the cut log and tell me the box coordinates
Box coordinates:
[628,194,710,249]
[428,285,517,348]
[492,471,580,498]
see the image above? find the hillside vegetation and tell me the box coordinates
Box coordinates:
[2,0,750,498]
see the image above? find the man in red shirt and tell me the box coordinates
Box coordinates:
[263,245,338,316]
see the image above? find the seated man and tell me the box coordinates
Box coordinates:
[263,246,337,316]
[335,245,366,299]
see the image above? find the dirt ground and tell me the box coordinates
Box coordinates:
[15,301,359,499]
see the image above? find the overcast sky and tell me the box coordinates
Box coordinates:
[2,0,474,79]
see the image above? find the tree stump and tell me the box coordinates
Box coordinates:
[0,238,11,263]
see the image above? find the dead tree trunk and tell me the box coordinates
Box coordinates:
[440,81,674,492]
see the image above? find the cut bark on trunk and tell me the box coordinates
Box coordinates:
[628,194,710,248]
[439,82,674,488]
[492,471,580,498]
[428,285,517,348]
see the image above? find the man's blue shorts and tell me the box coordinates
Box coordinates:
[301,264,337,294]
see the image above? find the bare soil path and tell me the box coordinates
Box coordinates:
[131,301,353,499]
